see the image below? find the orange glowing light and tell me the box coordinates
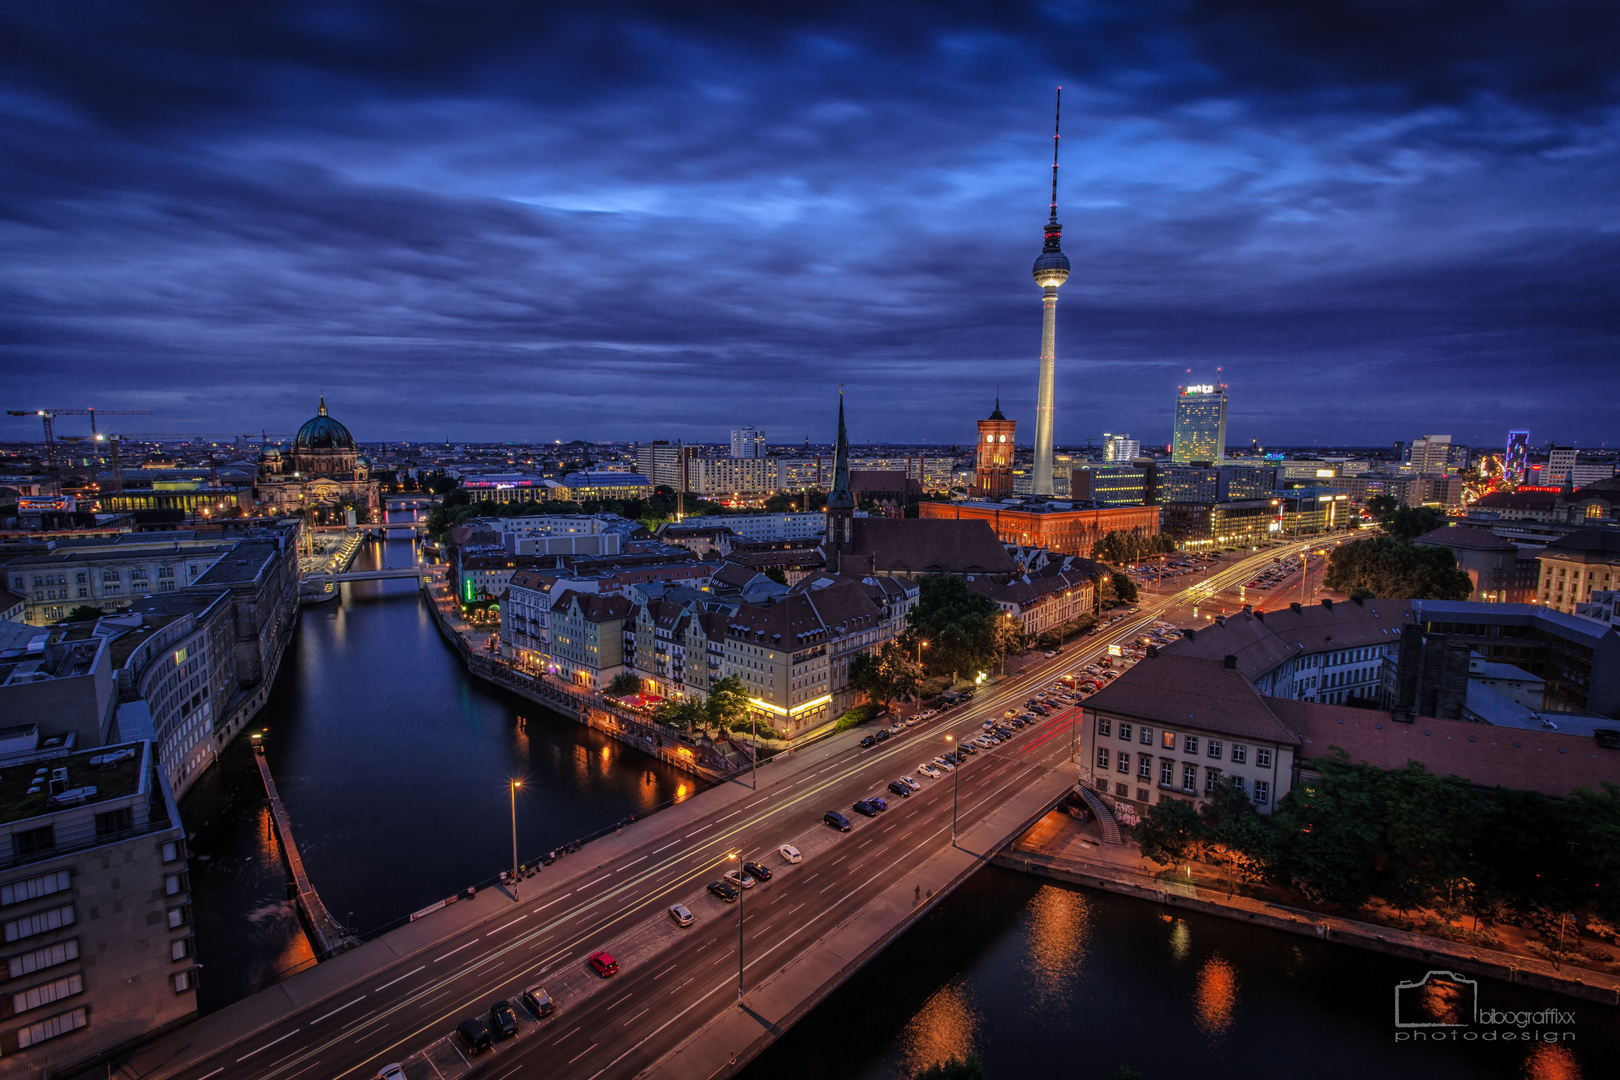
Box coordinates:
[1193,955,1239,1035]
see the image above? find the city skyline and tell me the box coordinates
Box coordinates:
[3,4,1617,448]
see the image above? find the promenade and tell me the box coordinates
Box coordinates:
[252,747,357,959]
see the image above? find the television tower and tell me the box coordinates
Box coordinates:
[1030,88,1070,498]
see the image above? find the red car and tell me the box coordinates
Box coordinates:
[588,951,619,977]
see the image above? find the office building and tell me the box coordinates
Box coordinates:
[1545,445,1577,486]
[633,442,696,492]
[1505,430,1530,483]
[685,457,780,499]
[1536,529,1620,615]
[974,398,1017,500]
[730,427,765,459]
[1406,434,1453,474]
[1413,526,1541,604]
[1160,499,1277,547]
[1171,384,1228,465]
[1069,465,1149,507]
[558,472,651,503]
[1102,434,1139,463]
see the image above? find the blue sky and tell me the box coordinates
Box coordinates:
[2,2,1616,451]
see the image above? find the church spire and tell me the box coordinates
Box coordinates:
[318,393,328,417]
[828,387,853,510]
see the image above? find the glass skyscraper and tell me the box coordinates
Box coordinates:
[1172,384,1228,464]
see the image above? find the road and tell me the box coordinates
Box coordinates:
[132,541,1320,1080]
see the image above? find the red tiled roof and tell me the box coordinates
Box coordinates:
[841,519,1016,577]
[1271,699,1620,797]
[1083,653,1301,745]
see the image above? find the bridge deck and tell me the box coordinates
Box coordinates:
[253,749,354,958]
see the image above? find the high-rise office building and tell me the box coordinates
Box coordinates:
[1029,92,1069,497]
[1103,433,1139,463]
[1407,435,1452,474]
[1171,384,1227,465]
[1546,445,1577,486]
[730,426,765,459]
[1505,430,1530,483]
[974,397,1017,500]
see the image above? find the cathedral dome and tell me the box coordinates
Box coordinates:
[294,397,355,451]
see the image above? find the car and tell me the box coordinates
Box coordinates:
[859,735,876,748]
[886,724,904,735]
[779,843,803,864]
[932,756,957,771]
[1003,709,1018,718]
[853,799,879,817]
[744,860,773,882]
[521,985,555,1018]
[869,795,889,812]
[889,779,912,797]
[982,719,997,729]
[957,742,978,755]
[824,810,853,832]
[377,1066,407,1080]
[725,868,757,889]
[1043,650,1057,658]
[874,729,891,742]
[917,764,942,779]
[904,716,920,727]
[708,879,741,903]
[589,951,619,977]
[669,903,694,927]
[489,999,519,1040]
[457,1017,493,1055]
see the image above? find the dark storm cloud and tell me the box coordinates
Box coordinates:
[0,1,1616,446]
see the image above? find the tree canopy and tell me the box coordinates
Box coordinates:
[906,576,1008,677]
[1091,530,1176,565]
[1322,536,1473,600]
[850,641,922,707]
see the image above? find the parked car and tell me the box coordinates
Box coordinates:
[456,1017,493,1055]
[853,799,879,817]
[377,1066,407,1080]
[901,775,922,792]
[917,764,942,779]
[589,951,619,977]
[708,879,740,903]
[874,729,891,742]
[521,985,555,1018]
[724,868,757,890]
[859,735,876,748]
[489,999,519,1040]
[744,860,773,882]
[931,756,956,771]
[669,903,694,927]
[779,843,803,864]
[869,795,888,812]
[824,810,853,832]
[889,780,912,797]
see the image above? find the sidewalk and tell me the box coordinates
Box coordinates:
[996,811,1620,1008]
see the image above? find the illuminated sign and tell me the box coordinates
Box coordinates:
[1183,384,1216,395]
[1107,644,1122,656]
[1315,469,1336,478]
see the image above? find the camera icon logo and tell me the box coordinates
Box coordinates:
[1394,970,1478,1028]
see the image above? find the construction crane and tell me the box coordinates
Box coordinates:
[5,408,154,495]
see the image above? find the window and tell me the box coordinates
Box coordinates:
[1256,748,1272,768]
[13,826,55,859]
[1160,760,1174,786]
[102,569,119,582]
[1231,744,1247,764]
[1161,730,1176,750]
[1098,718,1111,737]
[1118,722,1131,742]
[1231,776,1246,794]
[164,873,187,897]
[174,970,194,993]
[4,904,75,943]
[1254,780,1270,805]
[161,840,184,863]
[1116,752,1129,774]
[171,937,192,961]
[95,808,134,839]
[16,1006,87,1048]
[1140,727,1153,745]
[1207,740,1222,759]
[1137,754,1152,780]
[1096,747,1110,769]
[1184,734,1198,754]
[168,905,191,929]
[7,939,78,980]
[1183,763,1198,792]
[1,869,71,907]
[12,972,82,1015]
[1204,768,1219,794]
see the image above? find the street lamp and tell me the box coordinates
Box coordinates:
[916,639,928,666]
[730,852,745,1007]
[945,734,959,845]
[509,780,523,901]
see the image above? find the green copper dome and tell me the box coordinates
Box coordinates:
[294,397,355,450]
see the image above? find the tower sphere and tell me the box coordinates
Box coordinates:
[1032,248,1070,288]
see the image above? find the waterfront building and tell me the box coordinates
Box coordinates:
[973,398,1016,500]
[253,398,380,520]
[95,486,244,518]
[1171,384,1227,465]
[1535,528,1620,615]
[2,538,235,625]
[730,427,765,459]
[917,501,1159,560]
[0,739,194,1076]
[548,591,633,690]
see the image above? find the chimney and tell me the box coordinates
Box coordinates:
[1321,598,1334,610]
[1253,609,1265,622]
[1242,604,1252,614]
[1216,615,1227,626]
[1182,628,1195,640]
[1223,654,1238,669]
[1146,645,1159,658]
[1291,602,1302,613]
[1352,594,1365,606]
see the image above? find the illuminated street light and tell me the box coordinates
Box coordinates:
[509,780,523,901]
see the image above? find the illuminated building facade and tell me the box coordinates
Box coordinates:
[1172,384,1228,464]
[973,397,1016,499]
[1505,430,1530,483]
[918,500,1160,557]
[1030,92,1069,497]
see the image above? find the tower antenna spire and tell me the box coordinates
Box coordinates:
[1049,87,1061,222]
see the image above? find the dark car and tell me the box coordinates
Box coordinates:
[869,795,888,812]
[708,879,740,903]
[457,1017,493,1055]
[489,1000,519,1040]
[958,742,978,755]
[852,799,879,818]
[589,951,619,977]
[874,728,891,742]
[888,780,911,798]
[859,735,876,748]
[521,985,555,1018]
[743,860,773,882]
[824,810,853,832]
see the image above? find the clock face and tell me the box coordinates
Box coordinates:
[999,435,1006,443]
[986,434,994,443]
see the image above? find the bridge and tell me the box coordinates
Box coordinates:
[113,542,1320,1080]
[253,744,358,958]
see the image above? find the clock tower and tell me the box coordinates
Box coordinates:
[975,395,1017,500]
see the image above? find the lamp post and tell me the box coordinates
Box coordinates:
[509,780,522,902]
[730,852,745,1007]
[916,639,928,666]
[945,734,959,845]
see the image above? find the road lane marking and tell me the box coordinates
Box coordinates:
[621,855,648,868]
[655,963,678,979]
[607,992,633,1010]
[373,965,426,993]
[684,824,713,838]
[568,1045,594,1063]
[310,995,366,1024]
[339,1008,377,1031]
[433,940,476,962]
[717,810,741,821]
[651,839,683,853]
[533,896,567,913]
[552,1024,583,1044]
[627,1005,650,1023]
[235,1029,298,1062]
[486,915,528,936]
[786,902,806,916]
[198,1070,223,1080]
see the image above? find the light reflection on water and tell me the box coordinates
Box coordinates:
[896,976,979,1078]
[1193,954,1239,1037]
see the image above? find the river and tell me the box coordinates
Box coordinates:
[183,517,1618,1075]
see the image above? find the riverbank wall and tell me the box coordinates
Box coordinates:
[994,844,1620,1007]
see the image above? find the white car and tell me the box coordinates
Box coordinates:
[917,764,943,780]
[901,776,922,792]
[904,716,920,727]
[668,903,694,928]
[778,843,803,864]
[377,1067,406,1080]
[725,868,756,890]
[930,756,956,773]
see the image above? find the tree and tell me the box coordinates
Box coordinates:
[653,697,706,736]
[606,673,643,698]
[1110,571,1138,604]
[705,675,750,733]
[1322,536,1473,600]
[1135,798,1202,866]
[1383,506,1447,542]
[911,1056,985,1080]
[1364,492,1398,520]
[850,641,922,708]
[763,565,788,586]
[62,605,107,622]
[906,576,1005,677]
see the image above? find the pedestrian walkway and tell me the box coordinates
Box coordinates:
[253,747,355,958]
